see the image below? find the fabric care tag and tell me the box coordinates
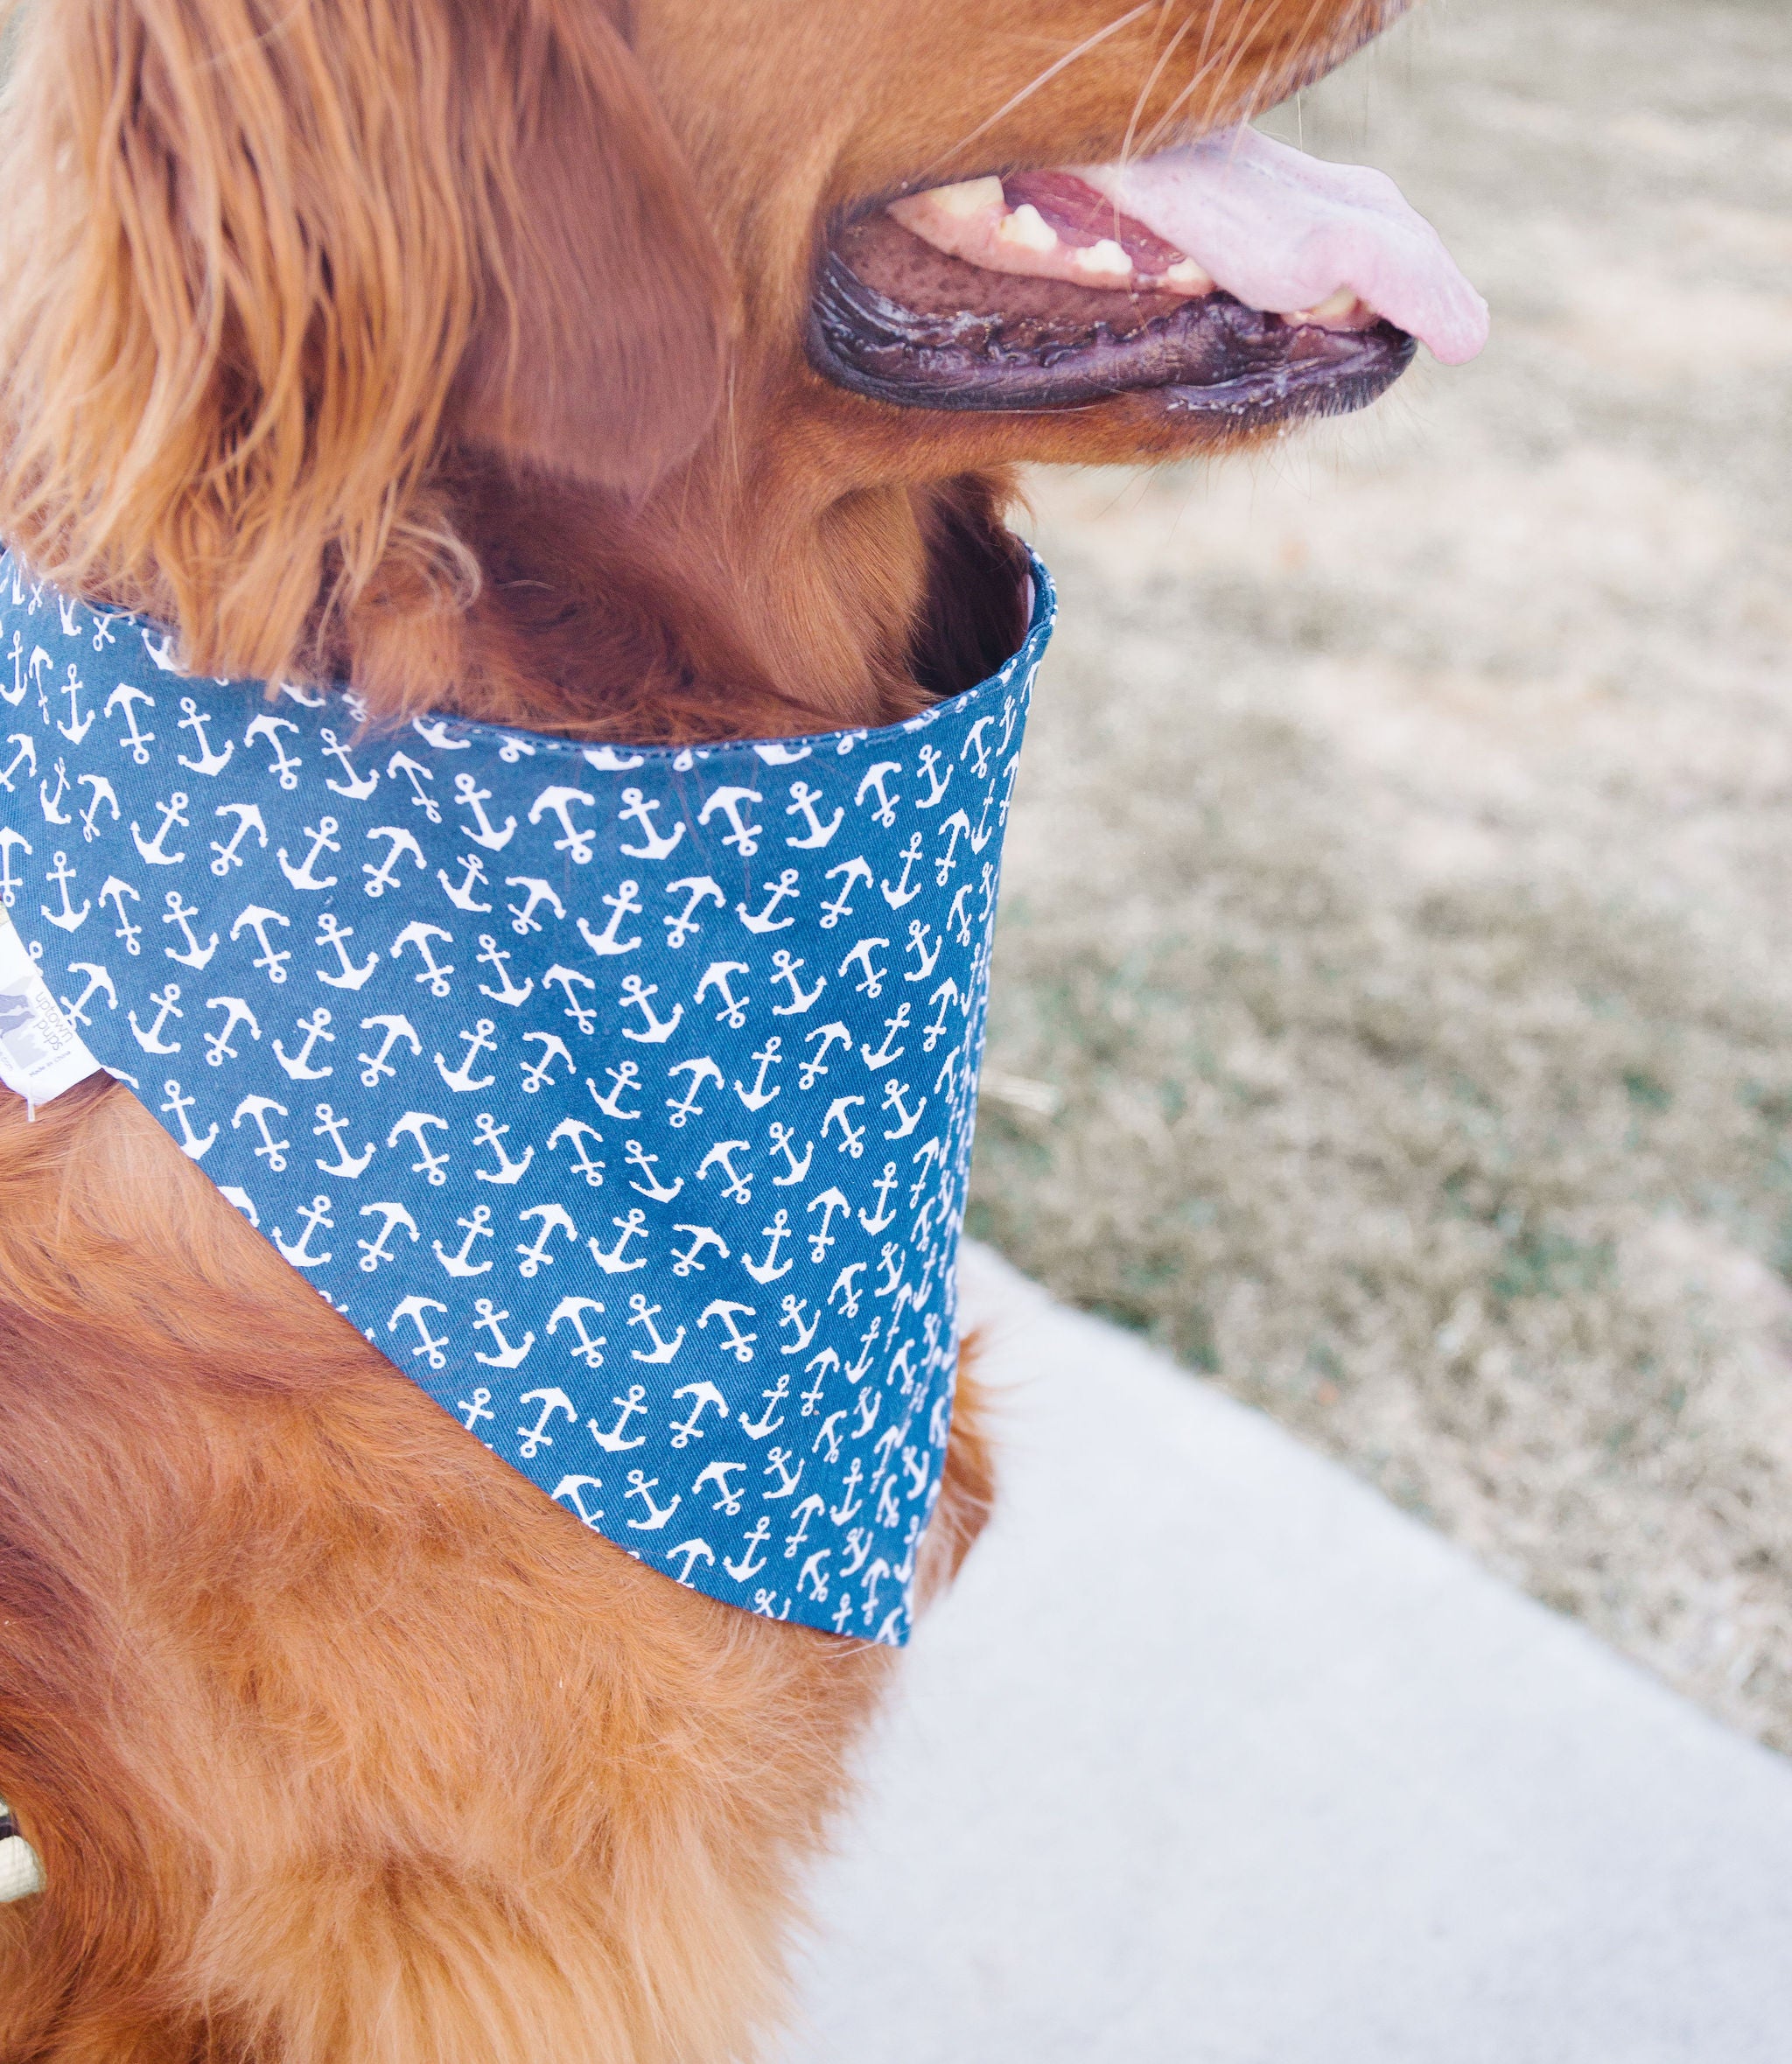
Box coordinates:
[0,905,103,1103]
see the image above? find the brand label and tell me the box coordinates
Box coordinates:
[0,906,102,1103]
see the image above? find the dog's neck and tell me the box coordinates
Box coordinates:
[346,457,1028,746]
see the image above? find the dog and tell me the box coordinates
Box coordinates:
[0,3,1484,2057]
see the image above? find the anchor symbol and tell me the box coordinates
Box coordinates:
[736,867,800,934]
[881,1079,924,1138]
[694,960,750,1028]
[587,1207,649,1274]
[740,1210,794,1285]
[625,1293,685,1364]
[817,854,871,929]
[830,1459,864,1523]
[695,1138,752,1204]
[431,1202,494,1277]
[783,780,843,850]
[100,873,146,952]
[0,731,35,793]
[203,995,261,1066]
[587,1381,648,1448]
[40,850,91,933]
[472,1298,534,1368]
[737,1373,789,1439]
[357,1012,421,1086]
[878,831,925,909]
[860,1003,910,1069]
[59,962,116,1028]
[547,1116,606,1186]
[587,1059,644,1119]
[722,1517,771,1584]
[968,787,998,853]
[319,727,376,800]
[829,1263,864,1317]
[471,1109,534,1184]
[58,663,94,744]
[802,1352,839,1416]
[411,716,469,752]
[312,1102,375,1179]
[696,784,763,857]
[449,770,514,850]
[129,980,185,1053]
[528,782,598,863]
[158,1078,218,1160]
[668,1224,729,1277]
[386,1109,450,1184]
[546,1294,608,1369]
[616,787,684,860]
[276,815,340,892]
[733,1036,782,1112]
[761,1447,803,1501]
[854,761,901,827]
[840,1521,874,1574]
[796,1544,830,1599]
[837,935,890,998]
[616,973,682,1043]
[435,1017,497,1092]
[935,809,970,884]
[904,919,943,981]
[693,1459,746,1515]
[519,1030,574,1094]
[623,1470,682,1531]
[458,1388,494,1433]
[392,920,455,997]
[272,1004,335,1081]
[873,1242,906,1301]
[668,1379,731,1448]
[697,1298,758,1363]
[473,933,532,1007]
[622,1138,682,1202]
[154,892,220,972]
[778,1295,821,1354]
[388,1294,451,1370]
[576,877,642,958]
[230,903,292,983]
[357,1200,419,1271]
[914,743,951,808]
[313,913,379,991]
[77,774,119,843]
[362,825,426,897]
[270,1193,334,1267]
[210,801,268,877]
[542,962,597,1032]
[39,755,73,825]
[923,976,961,1051]
[130,789,189,866]
[245,713,303,788]
[385,750,440,822]
[805,1186,850,1261]
[961,715,993,780]
[663,1055,723,1130]
[767,949,824,1015]
[515,1202,578,1278]
[665,1537,717,1582]
[798,1021,851,1088]
[503,876,564,934]
[516,1386,576,1456]
[765,1120,814,1187]
[438,852,493,913]
[860,1161,900,1232]
[0,824,32,907]
[662,874,724,948]
[551,1477,607,1529]
[821,1095,865,1157]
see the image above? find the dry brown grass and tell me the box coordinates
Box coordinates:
[971,0,1792,1751]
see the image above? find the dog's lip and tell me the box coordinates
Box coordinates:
[806,209,1417,425]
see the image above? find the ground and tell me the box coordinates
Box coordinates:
[971,0,1792,1751]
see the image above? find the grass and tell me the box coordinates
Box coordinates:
[969,0,1792,1752]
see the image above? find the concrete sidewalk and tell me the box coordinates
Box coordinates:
[785,1246,1792,2064]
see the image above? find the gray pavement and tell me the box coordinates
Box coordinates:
[785,1246,1792,2064]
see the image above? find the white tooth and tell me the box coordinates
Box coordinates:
[997,203,1059,254]
[1071,238,1133,281]
[924,176,1005,221]
[1292,287,1366,327]
[1161,257,1214,293]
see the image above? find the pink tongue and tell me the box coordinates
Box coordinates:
[1081,127,1489,366]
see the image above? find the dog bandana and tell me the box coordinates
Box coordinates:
[0,556,1051,1643]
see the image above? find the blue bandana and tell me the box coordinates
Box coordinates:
[0,556,1051,1642]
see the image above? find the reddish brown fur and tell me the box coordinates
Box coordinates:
[0,2,1406,2057]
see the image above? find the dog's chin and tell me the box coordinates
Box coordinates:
[808,212,1415,430]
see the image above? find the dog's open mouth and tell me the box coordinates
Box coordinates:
[809,126,1488,425]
